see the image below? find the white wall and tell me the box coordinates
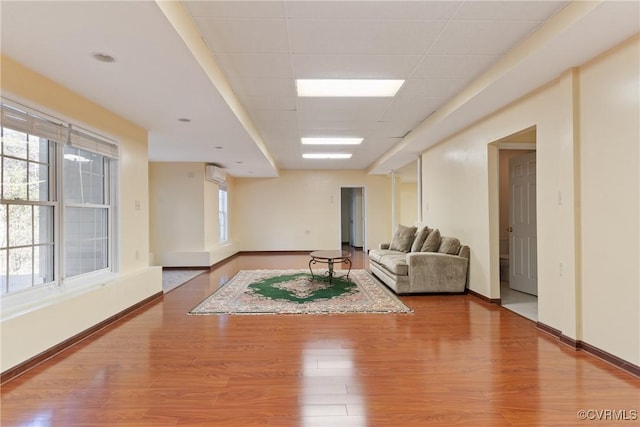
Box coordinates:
[420,35,639,365]
[0,56,161,372]
[233,170,391,252]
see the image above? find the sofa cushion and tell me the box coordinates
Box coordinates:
[438,237,461,255]
[368,249,398,264]
[421,228,441,252]
[389,224,417,252]
[379,254,409,275]
[410,226,431,252]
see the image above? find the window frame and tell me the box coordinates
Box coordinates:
[218,187,228,243]
[1,99,119,301]
[1,127,58,295]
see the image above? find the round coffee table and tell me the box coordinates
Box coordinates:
[308,250,352,284]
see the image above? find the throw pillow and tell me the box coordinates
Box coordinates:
[410,227,431,252]
[389,224,417,252]
[421,228,441,252]
[438,237,461,255]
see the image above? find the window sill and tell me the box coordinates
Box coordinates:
[0,271,118,322]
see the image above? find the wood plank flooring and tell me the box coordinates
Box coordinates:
[2,251,639,426]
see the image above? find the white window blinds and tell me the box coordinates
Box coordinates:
[0,103,67,143]
[68,126,119,159]
[1,100,119,159]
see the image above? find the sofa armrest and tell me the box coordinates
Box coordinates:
[406,252,469,292]
[379,243,390,250]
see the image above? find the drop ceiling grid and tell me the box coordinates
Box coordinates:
[184,1,570,171]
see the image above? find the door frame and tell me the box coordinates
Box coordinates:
[488,127,537,300]
[339,186,367,251]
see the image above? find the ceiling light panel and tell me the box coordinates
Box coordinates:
[296,79,404,97]
[301,137,363,145]
[303,153,352,159]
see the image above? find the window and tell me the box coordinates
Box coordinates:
[0,100,118,297]
[63,147,111,278]
[0,128,55,294]
[218,187,228,242]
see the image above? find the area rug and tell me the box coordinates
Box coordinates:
[189,269,412,315]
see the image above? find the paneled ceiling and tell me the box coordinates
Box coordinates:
[1,1,638,177]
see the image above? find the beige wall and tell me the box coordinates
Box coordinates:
[1,56,161,372]
[149,162,237,267]
[233,170,391,252]
[398,181,418,227]
[578,36,639,364]
[420,35,639,364]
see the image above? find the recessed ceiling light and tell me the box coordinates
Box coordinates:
[296,79,404,97]
[92,52,115,63]
[301,137,363,145]
[178,118,191,122]
[303,153,352,159]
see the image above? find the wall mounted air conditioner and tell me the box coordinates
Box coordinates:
[205,164,226,184]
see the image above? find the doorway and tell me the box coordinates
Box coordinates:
[340,187,365,251]
[494,128,538,321]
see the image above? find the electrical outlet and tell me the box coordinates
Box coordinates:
[559,262,563,276]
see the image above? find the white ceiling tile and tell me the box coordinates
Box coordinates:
[260,126,300,141]
[251,109,298,127]
[368,120,421,138]
[411,54,498,79]
[429,20,542,55]
[285,1,460,20]
[184,1,285,18]
[195,18,289,53]
[454,1,568,21]
[230,77,296,97]
[240,95,297,111]
[296,98,393,122]
[288,19,447,55]
[215,53,293,78]
[379,97,442,123]
[297,119,373,134]
[396,79,465,100]
[291,54,422,79]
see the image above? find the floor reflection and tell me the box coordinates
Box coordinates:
[301,343,367,427]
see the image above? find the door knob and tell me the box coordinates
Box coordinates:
[507,227,513,232]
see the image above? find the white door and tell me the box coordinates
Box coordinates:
[351,188,364,247]
[509,152,538,295]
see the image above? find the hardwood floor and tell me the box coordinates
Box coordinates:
[2,251,639,426]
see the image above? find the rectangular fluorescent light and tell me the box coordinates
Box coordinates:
[303,153,352,159]
[301,137,363,145]
[296,79,404,97]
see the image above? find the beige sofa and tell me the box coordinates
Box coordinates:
[369,225,470,294]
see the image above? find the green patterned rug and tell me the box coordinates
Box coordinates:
[189,269,412,315]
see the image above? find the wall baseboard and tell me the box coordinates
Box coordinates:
[468,289,501,304]
[536,321,640,377]
[240,250,312,256]
[469,292,640,378]
[1,291,163,385]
